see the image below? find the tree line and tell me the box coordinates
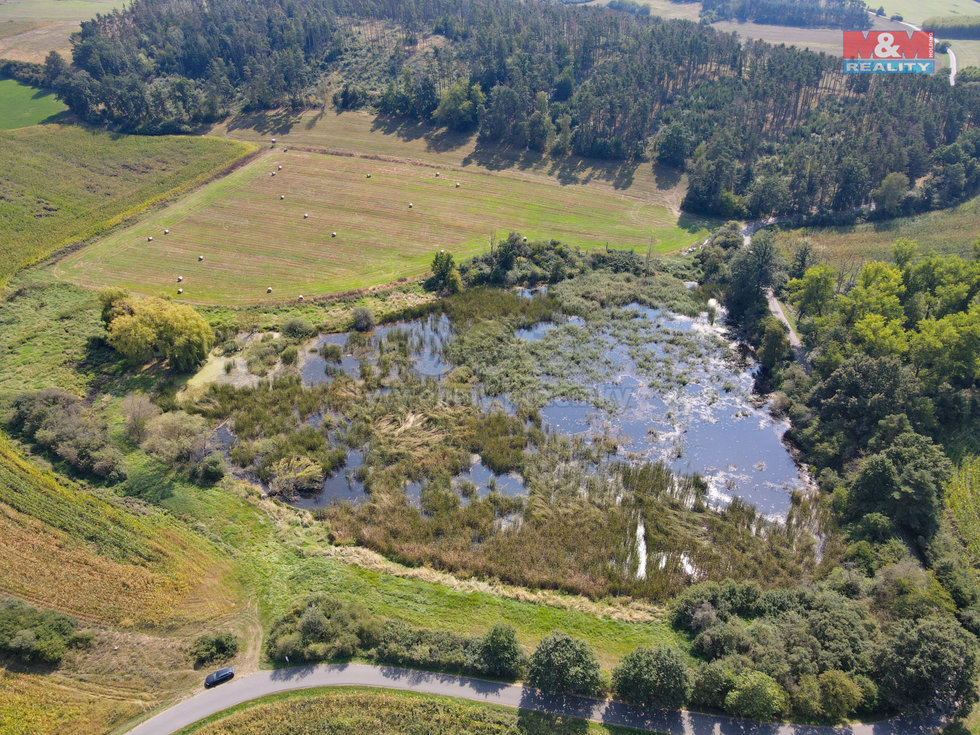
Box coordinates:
[43,0,980,219]
[695,0,871,28]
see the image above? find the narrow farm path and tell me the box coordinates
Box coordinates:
[122,662,945,735]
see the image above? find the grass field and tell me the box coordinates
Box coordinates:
[774,192,980,264]
[53,147,711,304]
[0,79,66,129]
[0,124,253,291]
[175,688,649,735]
[0,0,119,61]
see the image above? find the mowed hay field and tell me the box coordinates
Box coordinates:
[0,125,254,289]
[775,192,980,263]
[54,148,710,304]
[0,79,66,129]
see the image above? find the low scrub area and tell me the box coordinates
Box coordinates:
[266,595,526,679]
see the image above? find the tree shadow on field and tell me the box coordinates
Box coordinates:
[369,112,475,154]
[653,162,683,190]
[516,709,590,735]
[225,109,303,137]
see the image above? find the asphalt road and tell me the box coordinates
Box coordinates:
[123,662,946,735]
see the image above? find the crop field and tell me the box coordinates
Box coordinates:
[176,688,647,735]
[0,79,66,129]
[0,124,253,290]
[0,432,236,626]
[54,147,711,304]
[775,192,980,263]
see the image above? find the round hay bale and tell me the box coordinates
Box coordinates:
[271,171,276,176]
[280,194,285,200]
[164,229,170,235]
[177,288,183,294]
[198,255,204,261]
[435,172,440,177]
[298,295,304,301]
[408,202,413,208]
[332,232,337,237]
[267,287,273,294]
[366,173,371,178]
[304,213,309,219]
[177,276,183,282]
[147,236,153,242]
[522,236,527,242]
[271,138,277,144]
[278,165,282,170]
[455,182,460,188]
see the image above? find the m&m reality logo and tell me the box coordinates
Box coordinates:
[843,30,934,74]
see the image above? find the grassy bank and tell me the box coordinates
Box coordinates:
[174,687,649,735]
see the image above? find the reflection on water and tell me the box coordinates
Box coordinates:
[290,449,366,509]
[281,296,806,516]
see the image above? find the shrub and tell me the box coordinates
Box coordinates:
[194,632,239,666]
[141,411,209,466]
[281,345,298,365]
[351,307,375,332]
[479,623,525,679]
[724,671,789,720]
[265,596,383,663]
[191,452,226,485]
[9,389,126,482]
[613,645,691,708]
[321,343,342,362]
[0,599,84,666]
[818,670,864,722]
[527,632,601,696]
[121,392,160,443]
[282,316,315,340]
[690,657,743,709]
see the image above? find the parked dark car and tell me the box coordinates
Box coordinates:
[204,667,235,688]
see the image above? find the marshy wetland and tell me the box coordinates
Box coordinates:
[196,269,817,599]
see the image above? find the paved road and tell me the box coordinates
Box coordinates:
[868,12,957,85]
[123,662,946,735]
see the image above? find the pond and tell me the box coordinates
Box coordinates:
[285,297,806,516]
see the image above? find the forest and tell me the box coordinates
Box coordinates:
[43,0,980,219]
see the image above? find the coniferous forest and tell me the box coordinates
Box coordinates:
[43,0,980,221]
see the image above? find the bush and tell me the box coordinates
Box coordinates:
[281,345,298,365]
[190,452,226,485]
[818,670,864,722]
[613,645,691,708]
[724,671,789,720]
[479,623,525,679]
[194,632,239,666]
[121,393,160,443]
[527,632,601,696]
[690,657,742,709]
[141,411,209,466]
[281,316,315,340]
[351,307,375,332]
[9,389,126,482]
[0,599,84,666]
[266,596,382,663]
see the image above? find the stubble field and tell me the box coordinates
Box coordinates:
[54,147,710,304]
